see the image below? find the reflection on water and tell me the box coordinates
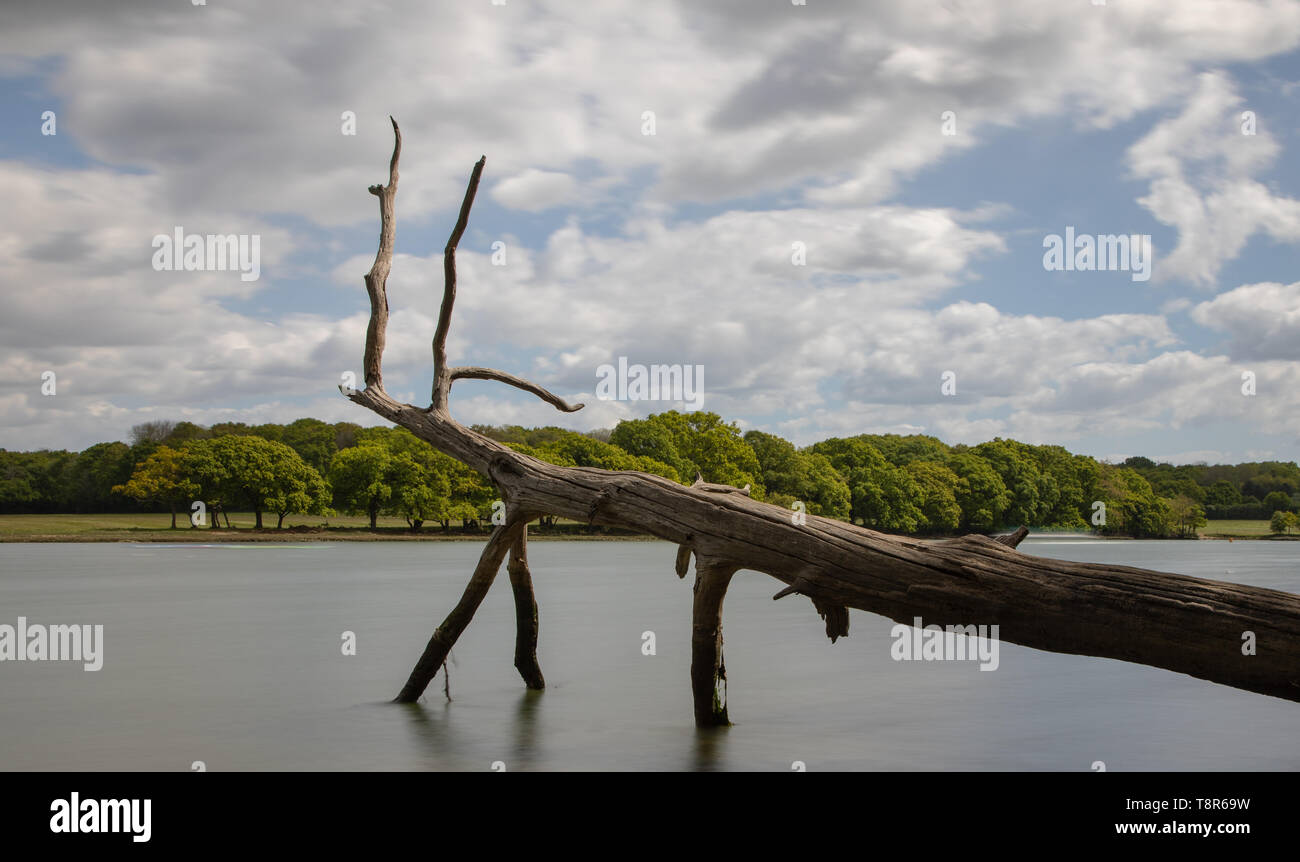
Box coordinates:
[1,538,1298,771]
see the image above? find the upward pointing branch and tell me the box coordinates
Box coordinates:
[431,156,486,411]
[427,154,583,416]
[362,117,401,390]
[356,122,581,416]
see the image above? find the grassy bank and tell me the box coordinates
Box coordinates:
[1198,519,1292,538]
[1,514,1292,543]
[0,513,650,542]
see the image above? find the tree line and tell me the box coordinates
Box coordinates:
[1,413,1298,537]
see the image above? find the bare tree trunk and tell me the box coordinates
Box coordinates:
[345,123,1300,723]
[691,559,738,726]
[394,518,528,702]
[507,528,545,689]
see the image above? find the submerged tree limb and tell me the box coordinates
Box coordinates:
[354,124,1300,722]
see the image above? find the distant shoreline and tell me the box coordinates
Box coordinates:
[2,528,1293,544]
[0,531,660,543]
[1,512,1291,543]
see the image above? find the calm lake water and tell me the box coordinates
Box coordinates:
[1,537,1297,771]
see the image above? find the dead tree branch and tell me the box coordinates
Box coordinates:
[350,124,1300,724]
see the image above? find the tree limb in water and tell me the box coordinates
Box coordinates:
[349,122,1300,726]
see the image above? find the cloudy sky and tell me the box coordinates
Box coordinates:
[1,0,1298,464]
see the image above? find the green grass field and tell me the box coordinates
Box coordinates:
[1,514,1288,542]
[0,512,481,541]
[1199,519,1280,537]
[0,512,625,542]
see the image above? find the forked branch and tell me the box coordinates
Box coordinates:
[349,123,1300,724]
[358,125,582,419]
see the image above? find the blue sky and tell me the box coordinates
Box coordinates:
[1,0,1298,465]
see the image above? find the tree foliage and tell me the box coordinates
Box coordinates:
[4,413,1296,538]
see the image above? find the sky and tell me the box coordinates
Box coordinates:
[1,0,1298,465]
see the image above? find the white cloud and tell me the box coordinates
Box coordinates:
[1128,71,1300,287]
[0,0,1298,460]
[490,169,579,212]
[1191,281,1300,359]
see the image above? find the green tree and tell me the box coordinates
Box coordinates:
[195,435,325,529]
[608,418,692,479]
[328,444,394,529]
[162,421,212,446]
[807,437,922,531]
[1168,494,1207,539]
[943,451,1012,530]
[280,418,338,473]
[1269,510,1298,535]
[1262,490,1293,514]
[180,439,232,528]
[266,455,330,529]
[612,412,762,492]
[800,452,852,520]
[1031,445,1096,528]
[533,429,680,481]
[112,445,198,528]
[905,461,962,533]
[1096,466,1173,538]
[386,452,450,532]
[1204,479,1242,507]
[744,431,851,520]
[0,450,41,513]
[745,431,802,495]
[63,442,134,513]
[972,439,1049,527]
[858,434,951,466]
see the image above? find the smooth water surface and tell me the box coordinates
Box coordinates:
[1,537,1297,771]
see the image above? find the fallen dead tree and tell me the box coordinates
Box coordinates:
[346,121,1300,725]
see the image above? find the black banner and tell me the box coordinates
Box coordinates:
[3,771,1288,848]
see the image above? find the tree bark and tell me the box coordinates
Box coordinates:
[507,528,545,689]
[347,124,1300,722]
[691,559,738,726]
[394,518,528,702]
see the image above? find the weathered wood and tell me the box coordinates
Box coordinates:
[506,528,545,690]
[675,544,692,579]
[431,155,485,411]
[354,125,1300,718]
[995,526,1030,547]
[691,560,738,726]
[394,518,526,702]
[361,117,400,390]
